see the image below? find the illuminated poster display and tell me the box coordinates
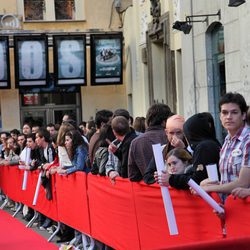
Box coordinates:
[0,36,11,89]
[14,35,48,87]
[91,33,123,85]
[54,35,86,86]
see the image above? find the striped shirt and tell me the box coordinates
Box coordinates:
[220,125,250,184]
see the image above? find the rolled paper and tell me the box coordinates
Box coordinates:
[25,148,31,165]
[22,148,31,190]
[188,179,224,214]
[152,144,179,235]
[32,172,42,205]
[22,170,28,190]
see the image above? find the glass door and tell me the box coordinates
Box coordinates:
[20,92,81,127]
[21,109,48,127]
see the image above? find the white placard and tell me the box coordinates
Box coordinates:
[152,144,179,235]
[188,179,224,214]
[206,164,219,182]
[32,172,42,205]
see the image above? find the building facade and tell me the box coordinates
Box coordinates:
[123,0,250,142]
[0,0,129,130]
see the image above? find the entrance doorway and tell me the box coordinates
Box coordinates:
[20,92,81,127]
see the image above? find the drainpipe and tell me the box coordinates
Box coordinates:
[190,0,198,113]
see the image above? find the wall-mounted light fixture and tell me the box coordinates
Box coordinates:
[228,0,245,7]
[172,10,221,34]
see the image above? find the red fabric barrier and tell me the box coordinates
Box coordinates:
[32,171,58,221]
[20,170,37,208]
[4,166,23,202]
[224,195,250,237]
[88,175,140,250]
[0,166,9,195]
[56,173,90,234]
[132,182,223,250]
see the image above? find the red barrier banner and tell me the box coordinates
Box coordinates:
[4,166,23,202]
[56,173,90,235]
[132,182,223,249]
[20,170,37,208]
[88,175,140,250]
[224,195,250,237]
[32,171,58,221]
[0,166,9,195]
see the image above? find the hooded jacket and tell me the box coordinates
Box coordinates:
[169,113,221,189]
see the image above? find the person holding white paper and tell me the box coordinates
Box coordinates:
[155,112,221,189]
[201,92,250,197]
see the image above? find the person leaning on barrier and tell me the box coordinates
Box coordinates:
[107,115,137,183]
[144,114,187,184]
[155,112,221,189]
[200,92,250,198]
[57,129,89,175]
[128,103,172,182]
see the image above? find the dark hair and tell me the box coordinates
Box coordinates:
[36,128,51,143]
[146,103,172,127]
[133,117,146,133]
[247,106,250,126]
[65,130,87,160]
[79,121,87,127]
[10,129,20,136]
[113,109,130,121]
[46,123,55,128]
[166,148,192,165]
[26,133,36,142]
[111,116,130,136]
[219,92,247,114]
[0,131,10,138]
[98,124,116,147]
[95,109,113,129]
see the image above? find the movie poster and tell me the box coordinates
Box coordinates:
[0,37,10,88]
[54,35,86,86]
[91,33,123,85]
[14,36,48,87]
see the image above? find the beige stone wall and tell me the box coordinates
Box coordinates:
[0,0,128,130]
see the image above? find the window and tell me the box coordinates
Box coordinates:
[22,0,85,21]
[24,0,45,21]
[55,0,75,20]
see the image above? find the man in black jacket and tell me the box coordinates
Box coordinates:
[107,115,137,182]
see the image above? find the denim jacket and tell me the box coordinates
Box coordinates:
[63,144,89,174]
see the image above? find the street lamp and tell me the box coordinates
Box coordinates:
[172,10,221,34]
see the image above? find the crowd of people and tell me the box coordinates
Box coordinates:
[0,91,250,249]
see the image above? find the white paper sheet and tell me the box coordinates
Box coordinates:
[206,164,219,182]
[152,144,179,235]
[188,179,224,214]
[32,172,42,205]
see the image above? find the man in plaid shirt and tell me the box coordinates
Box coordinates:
[201,92,250,196]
